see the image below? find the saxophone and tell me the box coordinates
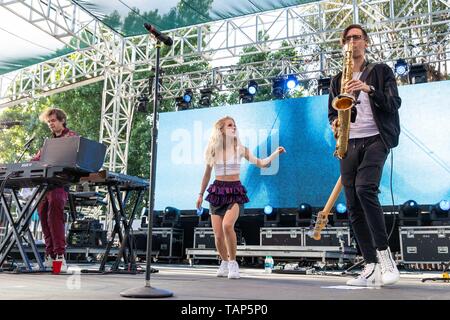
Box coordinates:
[310,42,356,240]
[332,41,356,160]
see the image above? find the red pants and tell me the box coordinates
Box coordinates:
[38,188,67,257]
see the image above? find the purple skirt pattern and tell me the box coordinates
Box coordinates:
[205,180,250,207]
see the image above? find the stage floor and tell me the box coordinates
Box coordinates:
[0,264,449,300]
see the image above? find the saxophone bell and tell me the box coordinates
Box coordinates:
[332,93,356,111]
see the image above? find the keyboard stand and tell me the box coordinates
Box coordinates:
[0,185,49,272]
[98,184,146,274]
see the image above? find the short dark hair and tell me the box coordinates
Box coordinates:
[39,108,67,127]
[340,24,369,45]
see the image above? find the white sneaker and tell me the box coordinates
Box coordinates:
[55,254,68,273]
[227,260,240,279]
[44,256,53,270]
[346,263,382,287]
[216,260,229,277]
[377,247,400,285]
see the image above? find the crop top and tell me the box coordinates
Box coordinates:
[213,145,244,176]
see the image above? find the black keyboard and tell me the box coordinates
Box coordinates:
[80,170,149,189]
[0,162,84,188]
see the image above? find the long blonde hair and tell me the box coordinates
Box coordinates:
[205,116,241,166]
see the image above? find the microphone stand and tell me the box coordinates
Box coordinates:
[16,139,34,163]
[120,40,173,298]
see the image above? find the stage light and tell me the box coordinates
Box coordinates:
[336,203,347,214]
[263,206,279,227]
[247,80,258,95]
[286,75,298,90]
[395,59,409,76]
[430,200,450,221]
[264,205,273,215]
[161,206,181,227]
[183,89,193,103]
[164,206,180,220]
[400,200,420,217]
[317,77,331,95]
[439,200,450,211]
[175,97,189,111]
[409,64,428,84]
[136,94,149,113]
[199,88,213,107]
[334,202,349,226]
[239,88,254,103]
[298,203,312,219]
[272,77,285,99]
[399,200,422,226]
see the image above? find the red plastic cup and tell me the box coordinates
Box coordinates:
[52,260,62,274]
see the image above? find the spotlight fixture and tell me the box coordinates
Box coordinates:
[399,200,421,226]
[183,89,193,103]
[264,205,273,215]
[162,206,180,227]
[336,203,347,214]
[136,94,149,113]
[247,80,258,95]
[164,206,180,219]
[409,64,428,84]
[334,202,349,226]
[298,203,312,219]
[317,77,331,95]
[286,74,298,90]
[272,77,285,99]
[296,203,313,227]
[430,200,450,224]
[239,88,254,104]
[395,59,409,77]
[401,200,420,217]
[439,200,450,211]
[175,97,189,111]
[199,88,213,107]
[263,205,279,227]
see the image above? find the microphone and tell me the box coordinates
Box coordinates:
[0,120,22,129]
[144,23,173,46]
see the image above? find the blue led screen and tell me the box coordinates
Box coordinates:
[155,81,450,210]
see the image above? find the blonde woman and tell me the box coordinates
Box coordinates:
[196,116,285,279]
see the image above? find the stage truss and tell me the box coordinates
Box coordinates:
[0,0,449,172]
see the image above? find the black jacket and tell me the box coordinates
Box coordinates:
[328,62,401,149]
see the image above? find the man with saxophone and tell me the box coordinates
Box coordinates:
[328,24,401,287]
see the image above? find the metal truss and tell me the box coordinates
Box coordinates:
[125,0,450,70]
[0,48,106,108]
[0,0,132,175]
[100,69,135,173]
[1,0,450,171]
[0,0,124,63]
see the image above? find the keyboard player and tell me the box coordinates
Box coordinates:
[31,108,77,272]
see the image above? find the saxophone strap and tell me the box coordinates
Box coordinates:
[351,62,376,122]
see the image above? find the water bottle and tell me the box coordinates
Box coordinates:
[264,256,274,273]
[196,207,204,216]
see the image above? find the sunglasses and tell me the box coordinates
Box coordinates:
[344,34,365,42]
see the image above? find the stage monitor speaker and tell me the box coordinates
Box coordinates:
[41,136,106,173]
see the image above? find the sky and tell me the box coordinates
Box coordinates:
[0,8,64,60]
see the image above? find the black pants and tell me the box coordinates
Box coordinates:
[340,134,389,263]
